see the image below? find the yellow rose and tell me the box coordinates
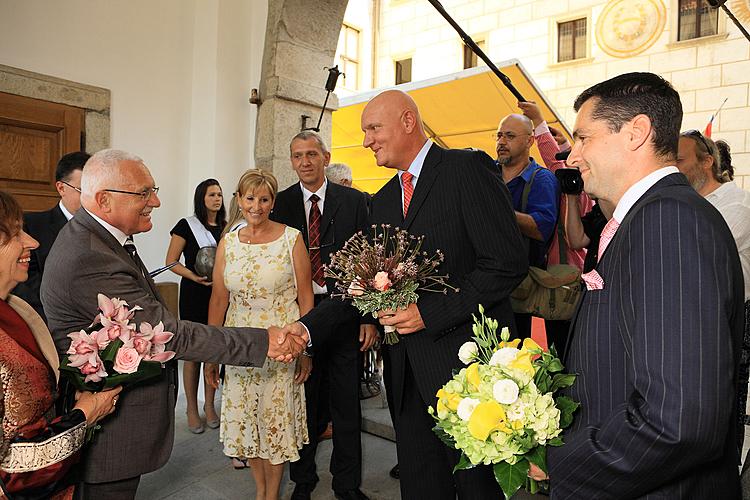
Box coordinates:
[467,401,507,441]
[522,337,542,352]
[497,338,521,350]
[436,388,461,412]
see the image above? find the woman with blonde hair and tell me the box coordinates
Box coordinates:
[205,169,312,500]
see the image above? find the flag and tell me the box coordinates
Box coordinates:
[704,116,713,138]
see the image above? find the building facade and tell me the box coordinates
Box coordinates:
[337,0,750,187]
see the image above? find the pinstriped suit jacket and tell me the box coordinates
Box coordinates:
[548,173,743,499]
[368,144,528,411]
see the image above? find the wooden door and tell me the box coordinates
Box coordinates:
[0,91,84,211]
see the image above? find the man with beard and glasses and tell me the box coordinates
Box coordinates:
[494,113,560,339]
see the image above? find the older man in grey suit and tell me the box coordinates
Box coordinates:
[41,149,307,499]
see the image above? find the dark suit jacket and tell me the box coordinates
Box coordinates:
[302,144,528,410]
[12,204,68,321]
[548,173,743,499]
[40,209,269,483]
[271,181,371,346]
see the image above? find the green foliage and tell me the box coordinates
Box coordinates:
[494,460,529,500]
[556,396,580,429]
[453,453,475,472]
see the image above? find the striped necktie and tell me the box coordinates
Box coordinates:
[402,171,414,217]
[308,194,325,287]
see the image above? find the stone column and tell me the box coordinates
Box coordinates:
[254,0,348,189]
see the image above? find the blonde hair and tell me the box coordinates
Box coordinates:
[222,169,278,237]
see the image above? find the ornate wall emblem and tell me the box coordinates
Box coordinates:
[596,0,667,58]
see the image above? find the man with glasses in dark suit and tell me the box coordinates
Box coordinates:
[13,151,90,321]
[271,131,375,500]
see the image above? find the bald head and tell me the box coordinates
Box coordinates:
[495,114,535,169]
[361,90,428,170]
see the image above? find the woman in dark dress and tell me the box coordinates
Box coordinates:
[165,179,226,434]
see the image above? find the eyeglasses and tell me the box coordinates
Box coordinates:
[682,129,713,155]
[61,181,81,193]
[493,132,531,142]
[104,187,160,201]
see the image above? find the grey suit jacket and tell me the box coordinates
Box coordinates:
[548,174,743,499]
[40,208,269,483]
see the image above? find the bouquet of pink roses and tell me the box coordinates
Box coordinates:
[325,224,455,345]
[59,293,176,391]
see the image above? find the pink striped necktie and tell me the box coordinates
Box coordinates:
[597,218,620,263]
[581,217,620,291]
[402,171,414,217]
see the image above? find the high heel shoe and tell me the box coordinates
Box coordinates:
[204,404,220,429]
[232,457,248,469]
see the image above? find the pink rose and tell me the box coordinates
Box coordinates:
[373,271,392,292]
[113,346,142,374]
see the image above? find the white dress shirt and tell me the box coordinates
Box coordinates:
[612,166,679,223]
[706,181,750,300]
[300,179,328,295]
[58,201,74,221]
[85,208,129,247]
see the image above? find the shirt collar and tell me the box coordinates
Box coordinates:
[300,178,328,204]
[613,166,679,223]
[84,208,130,246]
[519,158,540,182]
[398,139,432,183]
[58,200,74,221]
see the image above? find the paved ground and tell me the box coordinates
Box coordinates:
[136,363,544,499]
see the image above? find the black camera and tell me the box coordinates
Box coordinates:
[555,167,584,195]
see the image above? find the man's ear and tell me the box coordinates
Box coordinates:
[54,181,65,197]
[401,109,417,133]
[626,114,652,152]
[95,191,111,213]
[323,151,331,166]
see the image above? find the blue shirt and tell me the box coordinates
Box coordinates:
[503,158,560,267]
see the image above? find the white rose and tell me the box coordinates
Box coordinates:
[493,379,520,405]
[457,341,478,365]
[456,397,481,421]
[489,347,520,367]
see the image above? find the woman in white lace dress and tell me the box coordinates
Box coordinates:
[206,169,313,500]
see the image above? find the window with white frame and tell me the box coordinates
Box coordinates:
[677,0,718,40]
[338,24,360,90]
[557,18,587,62]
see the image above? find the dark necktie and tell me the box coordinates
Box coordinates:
[308,194,325,287]
[124,237,146,278]
[402,172,414,217]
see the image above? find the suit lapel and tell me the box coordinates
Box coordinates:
[50,205,68,234]
[76,210,164,303]
[374,176,404,227]
[320,183,340,241]
[288,183,309,245]
[403,144,441,230]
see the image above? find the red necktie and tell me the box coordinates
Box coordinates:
[308,194,325,287]
[402,172,414,217]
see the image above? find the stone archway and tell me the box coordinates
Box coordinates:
[255,0,349,189]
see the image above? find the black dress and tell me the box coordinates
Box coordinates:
[170,218,224,323]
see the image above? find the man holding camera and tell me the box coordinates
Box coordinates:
[495,113,560,339]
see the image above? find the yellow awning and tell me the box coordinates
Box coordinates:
[331,60,571,193]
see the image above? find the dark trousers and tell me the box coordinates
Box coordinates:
[76,476,140,500]
[392,357,503,500]
[544,319,571,358]
[290,313,362,492]
[514,312,532,340]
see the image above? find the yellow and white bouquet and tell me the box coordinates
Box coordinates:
[430,306,579,499]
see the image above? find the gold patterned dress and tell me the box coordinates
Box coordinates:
[219,226,308,464]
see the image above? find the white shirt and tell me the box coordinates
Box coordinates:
[300,179,328,295]
[85,208,129,247]
[58,201,74,221]
[398,139,432,209]
[706,181,750,300]
[612,167,679,223]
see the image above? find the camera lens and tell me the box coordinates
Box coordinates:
[555,168,584,195]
